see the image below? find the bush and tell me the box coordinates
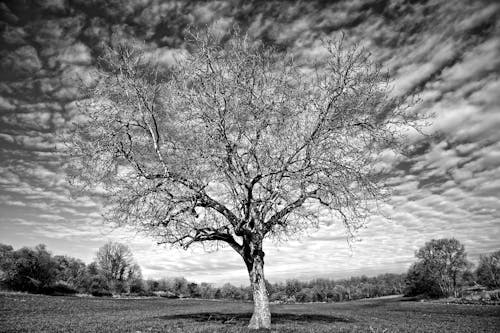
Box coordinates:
[112,280,129,294]
[157,291,179,298]
[134,290,156,297]
[13,276,42,293]
[269,291,287,303]
[91,289,113,297]
[129,279,146,294]
[42,281,78,296]
[89,274,112,296]
[296,289,312,303]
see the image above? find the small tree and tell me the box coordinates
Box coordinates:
[476,250,500,289]
[67,27,421,328]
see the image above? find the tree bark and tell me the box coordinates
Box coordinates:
[246,252,271,329]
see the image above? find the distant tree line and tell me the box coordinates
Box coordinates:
[265,274,406,303]
[143,273,407,303]
[1,239,498,301]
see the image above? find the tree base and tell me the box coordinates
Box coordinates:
[248,312,271,330]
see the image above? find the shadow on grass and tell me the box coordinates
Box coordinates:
[355,296,409,308]
[160,312,354,325]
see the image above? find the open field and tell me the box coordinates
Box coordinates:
[0,293,499,332]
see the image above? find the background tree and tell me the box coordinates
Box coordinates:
[187,282,201,298]
[95,241,139,293]
[198,282,216,299]
[476,250,500,289]
[85,262,111,296]
[0,244,61,293]
[170,277,189,296]
[405,238,471,297]
[220,282,241,299]
[333,284,347,302]
[127,263,146,293]
[0,244,14,289]
[404,261,442,298]
[145,278,160,292]
[285,279,302,300]
[67,27,421,329]
[96,242,134,281]
[53,255,87,290]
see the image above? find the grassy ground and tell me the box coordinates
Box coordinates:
[0,293,499,332]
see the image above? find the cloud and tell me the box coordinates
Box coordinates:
[439,39,500,92]
[144,47,189,68]
[2,111,54,130]
[0,96,17,111]
[0,45,42,80]
[0,25,28,46]
[56,42,93,66]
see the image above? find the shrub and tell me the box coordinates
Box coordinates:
[296,289,313,303]
[158,291,179,298]
[269,291,287,303]
[89,274,112,296]
[135,290,156,297]
[91,289,113,297]
[129,279,146,294]
[42,281,78,295]
[15,277,42,293]
[112,280,129,294]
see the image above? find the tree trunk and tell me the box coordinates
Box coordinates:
[246,253,271,329]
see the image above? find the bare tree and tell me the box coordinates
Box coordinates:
[67,28,421,329]
[476,250,500,289]
[96,242,134,282]
[406,238,471,297]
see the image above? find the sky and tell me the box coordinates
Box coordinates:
[0,0,499,286]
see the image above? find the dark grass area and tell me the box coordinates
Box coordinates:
[160,312,353,324]
[0,293,499,332]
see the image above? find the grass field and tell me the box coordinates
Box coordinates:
[1,293,499,332]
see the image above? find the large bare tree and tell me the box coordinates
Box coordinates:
[67,28,421,329]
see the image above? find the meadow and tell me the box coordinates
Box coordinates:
[1,293,499,332]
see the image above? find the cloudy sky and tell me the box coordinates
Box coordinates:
[1,0,499,285]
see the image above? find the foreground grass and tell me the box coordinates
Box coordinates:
[0,293,499,332]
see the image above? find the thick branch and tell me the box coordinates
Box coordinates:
[176,226,243,255]
[198,194,243,228]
